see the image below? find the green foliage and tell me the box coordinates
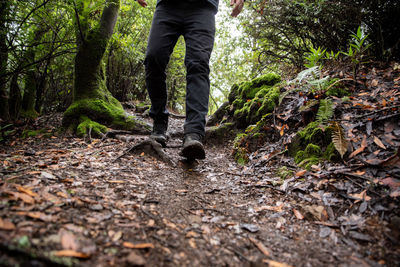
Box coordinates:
[316,99,334,124]
[304,46,326,68]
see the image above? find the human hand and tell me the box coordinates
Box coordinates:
[137,0,148,7]
[230,0,244,17]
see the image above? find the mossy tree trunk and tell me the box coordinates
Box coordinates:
[20,25,48,119]
[0,0,10,121]
[20,51,40,119]
[63,0,149,137]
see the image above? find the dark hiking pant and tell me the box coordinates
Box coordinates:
[144,0,216,137]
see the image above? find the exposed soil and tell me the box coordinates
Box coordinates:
[1,110,399,266]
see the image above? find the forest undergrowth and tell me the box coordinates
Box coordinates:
[0,62,400,266]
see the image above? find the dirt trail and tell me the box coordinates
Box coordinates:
[0,115,392,266]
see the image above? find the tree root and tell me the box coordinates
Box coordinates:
[114,138,175,167]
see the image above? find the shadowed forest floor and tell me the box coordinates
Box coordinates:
[0,112,399,267]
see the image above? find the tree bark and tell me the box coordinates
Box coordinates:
[0,0,10,121]
[63,0,150,137]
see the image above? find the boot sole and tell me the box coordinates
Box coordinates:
[181,142,205,160]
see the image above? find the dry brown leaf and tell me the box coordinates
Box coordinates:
[255,204,284,213]
[61,231,79,251]
[350,189,371,203]
[249,237,270,257]
[16,185,38,197]
[0,218,16,230]
[123,242,154,249]
[22,211,53,222]
[188,238,197,249]
[54,250,90,258]
[295,170,307,177]
[186,231,199,238]
[373,136,386,149]
[293,209,304,220]
[175,189,188,193]
[262,259,292,267]
[12,192,35,204]
[349,135,367,158]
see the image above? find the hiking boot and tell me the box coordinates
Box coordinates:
[181,133,205,160]
[150,119,168,147]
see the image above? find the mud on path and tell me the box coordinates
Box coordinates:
[0,115,397,266]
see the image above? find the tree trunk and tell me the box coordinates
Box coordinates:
[63,0,150,137]
[9,73,21,119]
[21,51,39,119]
[0,0,10,121]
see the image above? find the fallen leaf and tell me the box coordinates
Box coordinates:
[10,192,35,204]
[262,259,293,267]
[54,250,90,258]
[380,177,400,188]
[249,237,270,256]
[61,231,79,251]
[0,218,16,230]
[175,189,188,193]
[111,231,123,242]
[349,135,367,158]
[373,136,386,149]
[16,185,38,197]
[123,242,154,249]
[255,204,284,212]
[188,238,197,249]
[350,190,371,203]
[296,170,307,177]
[293,209,304,220]
[371,79,379,86]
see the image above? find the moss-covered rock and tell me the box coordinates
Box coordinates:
[230,74,281,128]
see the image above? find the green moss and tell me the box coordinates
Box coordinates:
[295,144,322,170]
[237,73,281,100]
[323,142,339,161]
[234,147,249,165]
[277,166,294,180]
[76,115,108,137]
[22,129,52,139]
[297,121,328,145]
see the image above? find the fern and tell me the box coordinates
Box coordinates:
[316,99,334,124]
[330,121,348,158]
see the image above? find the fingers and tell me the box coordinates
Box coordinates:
[231,0,244,17]
[137,0,148,7]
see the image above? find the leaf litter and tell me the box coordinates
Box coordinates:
[1,64,400,266]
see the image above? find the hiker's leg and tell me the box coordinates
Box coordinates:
[144,3,182,122]
[182,4,216,137]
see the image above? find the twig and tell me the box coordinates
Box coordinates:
[352,105,400,119]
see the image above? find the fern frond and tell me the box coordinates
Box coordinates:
[330,121,348,158]
[316,99,334,123]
